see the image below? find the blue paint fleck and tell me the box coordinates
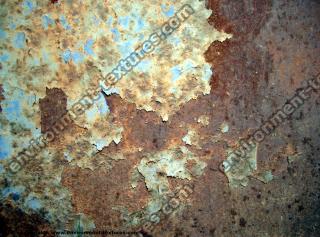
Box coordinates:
[86,109,98,122]
[0,136,11,160]
[84,39,95,56]
[2,186,25,199]
[0,53,10,62]
[22,0,35,15]
[62,50,72,63]
[183,60,195,72]
[27,197,42,210]
[0,29,7,39]
[135,59,151,73]
[13,32,26,49]
[161,4,175,17]
[9,22,16,30]
[0,164,4,174]
[111,28,121,42]
[168,36,181,46]
[71,51,84,64]
[92,15,101,26]
[42,15,55,30]
[95,140,107,151]
[3,100,21,121]
[139,34,144,41]
[135,18,145,32]
[2,88,39,138]
[106,16,113,26]
[59,15,72,30]
[97,93,109,115]
[117,39,137,57]
[171,66,182,82]
[119,16,130,29]
[203,64,212,81]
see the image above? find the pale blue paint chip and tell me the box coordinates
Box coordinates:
[118,16,130,29]
[13,32,26,49]
[139,33,144,40]
[0,29,7,39]
[84,39,95,56]
[92,15,101,26]
[117,39,137,57]
[62,50,72,63]
[59,15,72,30]
[135,18,145,32]
[0,164,4,174]
[97,93,109,115]
[95,140,107,151]
[62,50,84,64]
[203,64,212,81]
[86,109,98,121]
[2,186,25,199]
[42,15,55,30]
[9,22,17,30]
[0,53,10,62]
[2,89,39,138]
[111,28,121,42]
[22,0,35,15]
[171,66,182,82]
[168,36,181,46]
[135,59,151,73]
[0,136,11,160]
[3,100,21,121]
[27,197,42,210]
[183,59,195,72]
[71,51,84,64]
[106,16,113,26]
[161,4,175,17]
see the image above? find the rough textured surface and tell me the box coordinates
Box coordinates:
[0,0,320,236]
[39,88,67,132]
[0,84,4,112]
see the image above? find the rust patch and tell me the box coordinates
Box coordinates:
[50,0,59,4]
[207,0,272,39]
[39,88,68,133]
[0,84,4,113]
[61,159,149,229]
[104,94,185,153]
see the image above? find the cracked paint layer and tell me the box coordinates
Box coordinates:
[118,146,207,227]
[0,0,230,233]
[0,0,319,236]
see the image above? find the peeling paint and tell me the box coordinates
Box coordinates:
[224,145,258,187]
[0,0,228,232]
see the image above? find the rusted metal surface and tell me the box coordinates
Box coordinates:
[0,0,320,236]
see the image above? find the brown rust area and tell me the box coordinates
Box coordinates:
[104,94,185,152]
[56,0,320,235]
[148,0,320,236]
[61,158,149,229]
[207,0,272,39]
[0,84,4,112]
[39,88,68,133]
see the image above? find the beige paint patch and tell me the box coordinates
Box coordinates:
[224,145,258,187]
